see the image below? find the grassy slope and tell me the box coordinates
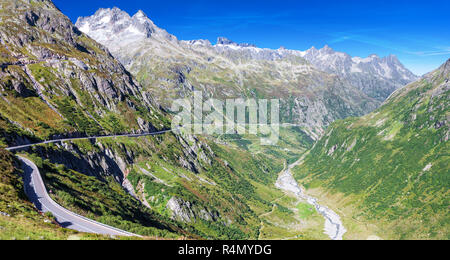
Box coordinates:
[21,152,188,239]
[0,0,382,240]
[0,149,110,240]
[0,0,169,147]
[293,61,450,240]
[14,125,324,240]
[0,0,188,239]
[104,134,264,239]
[210,127,329,240]
[17,133,274,239]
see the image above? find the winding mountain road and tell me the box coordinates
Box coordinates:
[19,156,140,237]
[8,129,176,237]
[5,129,175,151]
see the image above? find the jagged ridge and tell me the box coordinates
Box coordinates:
[75,7,415,140]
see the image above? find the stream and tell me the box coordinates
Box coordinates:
[275,159,347,240]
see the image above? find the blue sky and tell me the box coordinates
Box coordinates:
[54,0,450,75]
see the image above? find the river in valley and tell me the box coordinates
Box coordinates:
[275,159,347,240]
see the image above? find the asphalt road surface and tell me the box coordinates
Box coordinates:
[18,155,140,237]
[6,129,175,151]
[7,129,177,236]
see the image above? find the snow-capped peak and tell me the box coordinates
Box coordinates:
[76,8,418,102]
[320,44,334,54]
[216,37,235,45]
[75,7,177,50]
[134,10,147,19]
[182,39,212,47]
[298,45,418,100]
[216,37,256,48]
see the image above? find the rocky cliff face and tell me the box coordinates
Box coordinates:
[0,0,165,147]
[166,196,220,223]
[0,0,216,177]
[75,8,417,139]
[76,8,177,53]
[25,132,264,239]
[0,0,268,239]
[301,45,418,101]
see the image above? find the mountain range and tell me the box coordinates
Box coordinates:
[0,0,288,239]
[0,1,447,240]
[76,8,418,139]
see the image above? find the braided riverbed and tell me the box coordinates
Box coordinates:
[275,159,347,240]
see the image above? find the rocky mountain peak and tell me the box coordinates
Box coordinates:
[92,7,130,24]
[369,54,380,59]
[1,0,85,50]
[76,6,418,104]
[217,37,235,45]
[300,46,418,101]
[0,0,162,139]
[216,37,256,48]
[76,7,176,49]
[183,39,212,47]
[383,54,401,65]
[134,10,147,19]
[320,44,335,54]
[443,58,450,74]
[304,46,319,56]
[432,58,450,78]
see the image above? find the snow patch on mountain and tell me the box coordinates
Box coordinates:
[297,46,418,100]
[76,7,418,102]
[76,7,177,52]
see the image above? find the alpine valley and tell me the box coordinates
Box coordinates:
[0,0,447,241]
[76,7,418,139]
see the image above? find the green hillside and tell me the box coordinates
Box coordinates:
[1,0,446,241]
[294,59,450,240]
[0,149,110,240]
[0,0,318,240]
